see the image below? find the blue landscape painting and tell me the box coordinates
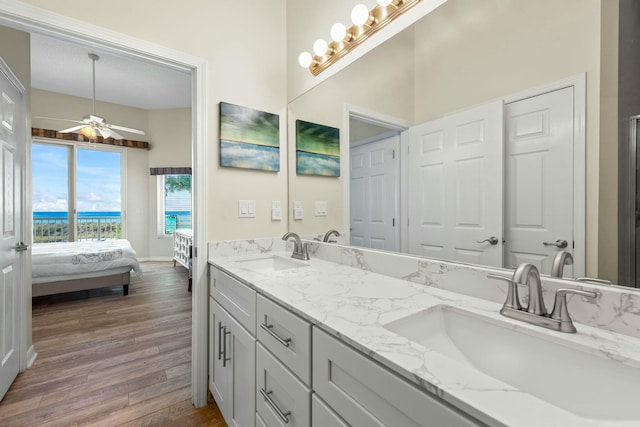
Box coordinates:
[220,102,280,172]
[296,120,340,177]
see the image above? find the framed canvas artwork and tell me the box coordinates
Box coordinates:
[295,119,340,177]
[219,102,280,172]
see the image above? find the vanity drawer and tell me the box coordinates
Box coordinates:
[312,328,480,427]
[210,265,256,335]
[257,294,311,386]
[256,343,310,427]
[311,394,348,427]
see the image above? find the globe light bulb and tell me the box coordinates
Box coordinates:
[330,23,347,42]
[377,0,393,6]
[313,38,329,56]
[351,4,370,26]
[298,52,313,68]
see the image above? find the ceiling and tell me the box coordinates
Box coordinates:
[30,33,192,110]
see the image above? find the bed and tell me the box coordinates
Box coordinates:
[31,239,143,297]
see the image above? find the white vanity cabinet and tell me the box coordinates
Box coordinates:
[209,266,256,427]
[255,294,312,426]
[312,328,480,427]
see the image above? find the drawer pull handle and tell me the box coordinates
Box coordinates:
[217,321,224,361]
[260,388,291,424]
[222,327,231,367]
[260,323,292,347]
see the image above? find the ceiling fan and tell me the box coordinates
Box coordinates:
[37,53,145,140]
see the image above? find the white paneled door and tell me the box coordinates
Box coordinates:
[350,136,399,251]
[0,58,26,401]
[504,87,574,276]
[407,101,503,267]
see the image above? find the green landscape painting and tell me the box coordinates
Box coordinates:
[220,102,280,172]
[296,120,340,177]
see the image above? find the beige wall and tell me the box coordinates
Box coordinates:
[599,0,619,281]
[21,0,289,242]
[147,108,192,259]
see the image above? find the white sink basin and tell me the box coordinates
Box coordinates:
[383,305,640,422]
[235,255,308,272]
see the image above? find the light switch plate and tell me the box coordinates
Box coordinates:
[315,201,328,216]
[239,200,256,218]
[294,201,304,220]
[271,200,282,221]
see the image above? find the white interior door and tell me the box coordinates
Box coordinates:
[350,136,399,251]
[407,100,503,267]
[0,58,26,401]
[504,87,574,276]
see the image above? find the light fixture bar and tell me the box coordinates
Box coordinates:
[307,0,421,76]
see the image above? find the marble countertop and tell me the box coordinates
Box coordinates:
[208,250,640,427]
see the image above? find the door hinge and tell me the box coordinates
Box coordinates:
[194,246,198,258]
[573,240,575,249]
[407,218,410,227]
[392,218,395,227]
[392,149,396,159]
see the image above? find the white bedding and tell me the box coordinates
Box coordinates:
[32,239,143,280]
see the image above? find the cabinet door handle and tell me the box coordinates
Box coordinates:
[260,322,292,348]
[217,321,224,361]
[222,327,231,367]
[260,388,291,424]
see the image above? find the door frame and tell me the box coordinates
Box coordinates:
[0,2,209,407]
[503,73,586,277]
[625,114,640,287]
[342,104,411,247]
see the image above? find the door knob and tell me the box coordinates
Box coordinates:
[477,236,499,245]
[543,240,568,249]
[12,242,29,252]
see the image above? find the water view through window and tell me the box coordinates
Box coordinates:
[32,143,122,243]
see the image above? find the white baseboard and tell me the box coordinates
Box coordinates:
[26,345,37,369]
[138,256,173,262]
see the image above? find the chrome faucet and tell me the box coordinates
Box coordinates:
[282,232,309,261]
[322,229,340,243]
[488,263,597,333]
[513,263,547,315]
[550,251,573,278]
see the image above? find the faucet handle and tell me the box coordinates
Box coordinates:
[549,288,598,333]
[487,273,522,311]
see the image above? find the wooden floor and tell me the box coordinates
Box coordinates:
[0,261,227,427]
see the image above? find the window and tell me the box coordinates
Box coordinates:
[32,141,124,243]
[158,174,192,236]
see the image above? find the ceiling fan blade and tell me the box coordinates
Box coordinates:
[106,123,145,135]
[35,116,85,124]
[59,125,88,133]
[98,127,123,140]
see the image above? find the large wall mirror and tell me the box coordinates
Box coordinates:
[287,0,630,287]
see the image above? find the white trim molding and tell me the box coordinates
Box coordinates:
[0,0,210,407]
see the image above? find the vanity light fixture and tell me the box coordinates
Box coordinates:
[299,0,422,76]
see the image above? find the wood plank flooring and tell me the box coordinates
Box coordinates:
[0,261,227,427]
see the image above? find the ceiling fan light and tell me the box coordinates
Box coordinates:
[80,126,97,139]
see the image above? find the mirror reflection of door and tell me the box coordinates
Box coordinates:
[349,118,400,252]
[504,87,575,276]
